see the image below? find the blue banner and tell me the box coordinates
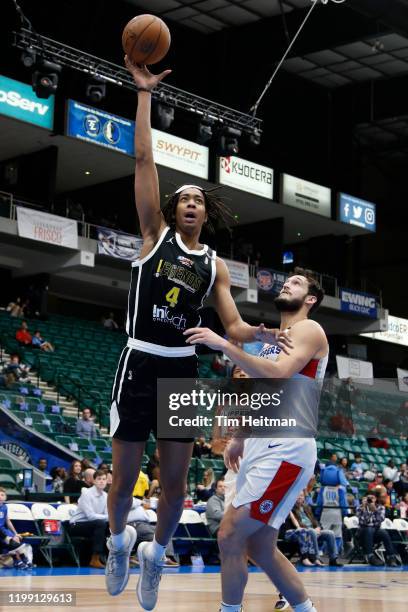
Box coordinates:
[0,75,54,129]
[66,99,134,155]
[340,288,378,318]
[0,407,79,473]
[339,193,376,232]
[256,269,288,296]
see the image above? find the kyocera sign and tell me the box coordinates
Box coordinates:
[0,75,54,129]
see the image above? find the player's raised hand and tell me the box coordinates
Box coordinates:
[255,323,294,354]
[224,438,244,473]
[124,55,172,91]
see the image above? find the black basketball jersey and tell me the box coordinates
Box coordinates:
[125,226,216,354]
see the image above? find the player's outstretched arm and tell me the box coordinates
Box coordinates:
[125,56,171,241]
[213,258,293,352]
[185,319,326,379]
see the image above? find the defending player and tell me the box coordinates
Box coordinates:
[105,57,292,611]
[185,268,328,612]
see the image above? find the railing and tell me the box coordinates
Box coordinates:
[0,189,374,302]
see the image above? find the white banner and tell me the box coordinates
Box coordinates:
[97,227,143,262]
[336,355,373,385]
[282,173,331,217]
[152,129,209,179]
[223,258,249,289]
[218,156,273,199]
[16,207,78,249]
[397,368,408,392]
[361,315,408,347]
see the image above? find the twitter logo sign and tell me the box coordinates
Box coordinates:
[339,193,376,232]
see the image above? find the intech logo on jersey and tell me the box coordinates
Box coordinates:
[153,305,187,330]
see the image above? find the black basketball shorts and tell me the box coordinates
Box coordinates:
[110,347,198,442]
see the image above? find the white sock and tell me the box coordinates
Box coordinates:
[146,536,167,562]
[293,599,316,612]
[110,529,127,550]
[220,603,242,612]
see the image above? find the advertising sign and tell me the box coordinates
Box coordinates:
[281,173,331,217]
[66,99,134,155]
[361,316,408,346]
[223,258,249,289]
[218,155,274,199]
[336,355,373,384]
[97,227,143,262]
[340,288,378,319]
[339,193,376,232]
[0,74,54,129]
[397,368,408,392]
[256,269,287,296]
[152,129,209,179]
[17,206,78,249]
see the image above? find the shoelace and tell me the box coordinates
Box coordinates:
[144,558,164,590]
[107,548,129,576]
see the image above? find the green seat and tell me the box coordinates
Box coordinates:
[55,435,74,447]
[34,423,52,435]
[0,458,13,469]
[92,439,109,450]
[98,451,112,463]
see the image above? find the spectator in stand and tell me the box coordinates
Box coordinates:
[83,468,96,487]
[291,491,343,566]
[50,466,67,494]
[357,493,399,566]
[98,462,110,472]
[76,408,97,439]
[68,469,109,568]
[383,479,398,509]
[37,458,50,477]
[63,460,85,503]
[7,297,24,318]
[0,487,33,568]
[395,463,408,496]
[196,468,216,502]
[205,478,225,537]
[383,459,399,482]
[146,448,160,482]
[32,330,54,352]
[4,354,30,382]
[350,453,365,481]
[147,476,161,500]
[81,458,92,472]
[368,472,384,492]
[376,489,395,520]
[398,491,408,519]
[133,470,149,500]
[192,436,213,458]
[127,497,178,567]
[103,312,119,331]
[326,453,338,466]
[339,457,353,479]
[15,320,32,347]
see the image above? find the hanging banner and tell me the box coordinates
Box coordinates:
[340,288,378,319]
[218,156,274,199]
[152,129,209,179]
[338,193,376,232]
[66,99,135,155]
[336,355,373,385]
[223,258,249,289]
[397,368,408,392]
[361,315,408,346]
[16,206,78,249]
[281,174,331,217]
[97,227,143,262]
[0,74,54,129]
[256,269,288,296]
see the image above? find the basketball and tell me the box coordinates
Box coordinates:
[122,14,171,65]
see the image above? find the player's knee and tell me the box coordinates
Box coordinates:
[217,522,237,553]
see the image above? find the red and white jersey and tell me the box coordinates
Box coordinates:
[258,341,328,380]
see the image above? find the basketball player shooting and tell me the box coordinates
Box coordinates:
[185,269,328,612]
[105,56,292,611]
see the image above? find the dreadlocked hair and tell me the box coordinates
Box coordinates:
[161,187,235,233]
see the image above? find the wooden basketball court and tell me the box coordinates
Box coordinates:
[0,567,407,611]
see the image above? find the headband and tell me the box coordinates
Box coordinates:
[175,184,205,194]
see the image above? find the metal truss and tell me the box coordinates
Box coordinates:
[13,28,262,135]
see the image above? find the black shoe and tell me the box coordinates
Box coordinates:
[368,554,384,567]
[386,556,399,568]
[329,558,344,567]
